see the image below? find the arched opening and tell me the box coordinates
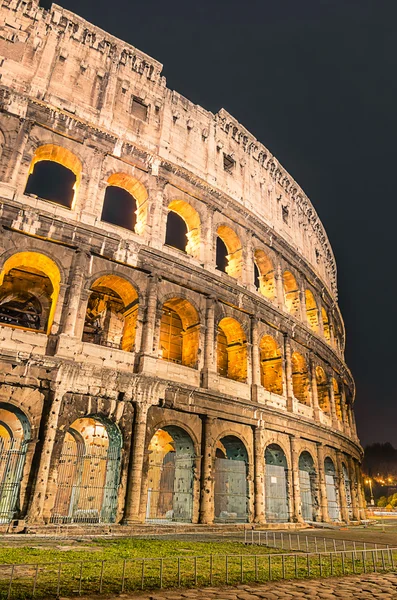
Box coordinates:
[316,367,330,414]
[283,271,300,318]
[265,444,290,523]
[259,335,283,395]
[342,463,353,520]
[214,436,249,523]
[159,298,200,368]
[146,426,195,523]
[216,226,243,279]
[165,212,187,253]
[333,379,342,421]
[0,404,30,524]
[324,457,340,521]
[101,186,137,232]
[0,252,61,334]
[101,173,148,235]
[166,200,201,258]
[83,275,138,352]
[322,308,331,342]
[51,416,122,524]
[298,451,318,522]
[305,290,320,334]
[217,317,247,382]
[25,144,82,209]
[292,353,310,405]
[254,250,275,301]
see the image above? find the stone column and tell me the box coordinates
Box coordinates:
[7,120,33,187]
[251,317,261,388]
[336,451,349,523]
[354,460,367,520]
[139,275,160,368]
[299,283,307,323]
[81,150,106,220]
[316,444,329,523]
[253,424,265,523]
[284,335,294,412]
[290,436,304,522]
[199,415,216,524]
[123,403,150,524]
[62,250,90,337]
[275,265,285,310]
[310,357,320,422]
[328,373,338,428]
[318,303,325,338]
[203,207,216,270]
[348,456,361,521]
[340,387,351,436]
[26,387,66,523]
[202,296,216,388]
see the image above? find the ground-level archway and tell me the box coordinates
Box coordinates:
[146,426,195,523]
[50,416,122,524]
[298,451,318,522]
[324,457,340,522]
[0,404,30,523]
[214,436,249,523]
[265,444,290,523]
[342,463,353,520]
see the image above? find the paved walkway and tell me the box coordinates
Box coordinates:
[111,572,397,599]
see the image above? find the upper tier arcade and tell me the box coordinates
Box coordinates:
[0,0,337,299]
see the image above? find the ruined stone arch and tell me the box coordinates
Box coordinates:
[283,270,300,317]
[291,352,311,406]
[213,430,253,465]
[305,289,320,334]
[165,199,201,259]
[217,316,247,382]
[259,334,283,395]
[158,297,200,367]
[316,366,330,414]
[264,439,291,469]
[25,143,83,209]
[254,248,276,300]
[0,251,61,334]
[101,172,148,236]
[216,224,243,279]
[147,417,201,455]
[82,274,139,352]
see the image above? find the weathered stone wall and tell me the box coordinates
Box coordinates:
[0,0,364,530]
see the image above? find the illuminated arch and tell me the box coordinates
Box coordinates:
[291,352,310,405]
[0,252,61,334]
[83,274,138,351]
[217,317,247,382]
[305,289,320,333]
[316,366,330,414]
[26,144,82,209]
[283,271,300,317]
[322,307,331,342]
[159,298,200,367]
[254,249,275,300]
[166,200,201,258]
[214,435,249,523]
[216,225,243,279]
[103,173,148,235]
[259,335,283,395]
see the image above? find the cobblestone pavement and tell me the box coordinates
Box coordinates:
[112,572,397,599]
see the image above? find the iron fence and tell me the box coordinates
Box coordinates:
[244,529,391,552]
[0,547,397,599]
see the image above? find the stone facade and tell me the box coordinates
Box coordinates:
[0,0,365,530]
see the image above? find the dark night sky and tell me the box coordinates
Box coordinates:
[44,0,397,447]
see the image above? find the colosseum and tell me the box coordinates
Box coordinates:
[0,0,365,532]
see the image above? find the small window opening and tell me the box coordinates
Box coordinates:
[216,237,228,272]
[131,96,148,121]
[165,211,187,252]
[101,185,137,232]
[223,154,235,174]
[282,205,289,224]
[25,161,76,208]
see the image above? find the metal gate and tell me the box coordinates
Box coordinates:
[299,469,314,521]
[265,463,289,522]
[342,464,353,519]
[0,438,27,523]
[214,458,248,522]
[146,452,194,523]
[51,434,121,524]
[325,474,340,521]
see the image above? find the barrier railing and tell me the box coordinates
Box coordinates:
[244,529,390,552]
[0,547,396,599]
